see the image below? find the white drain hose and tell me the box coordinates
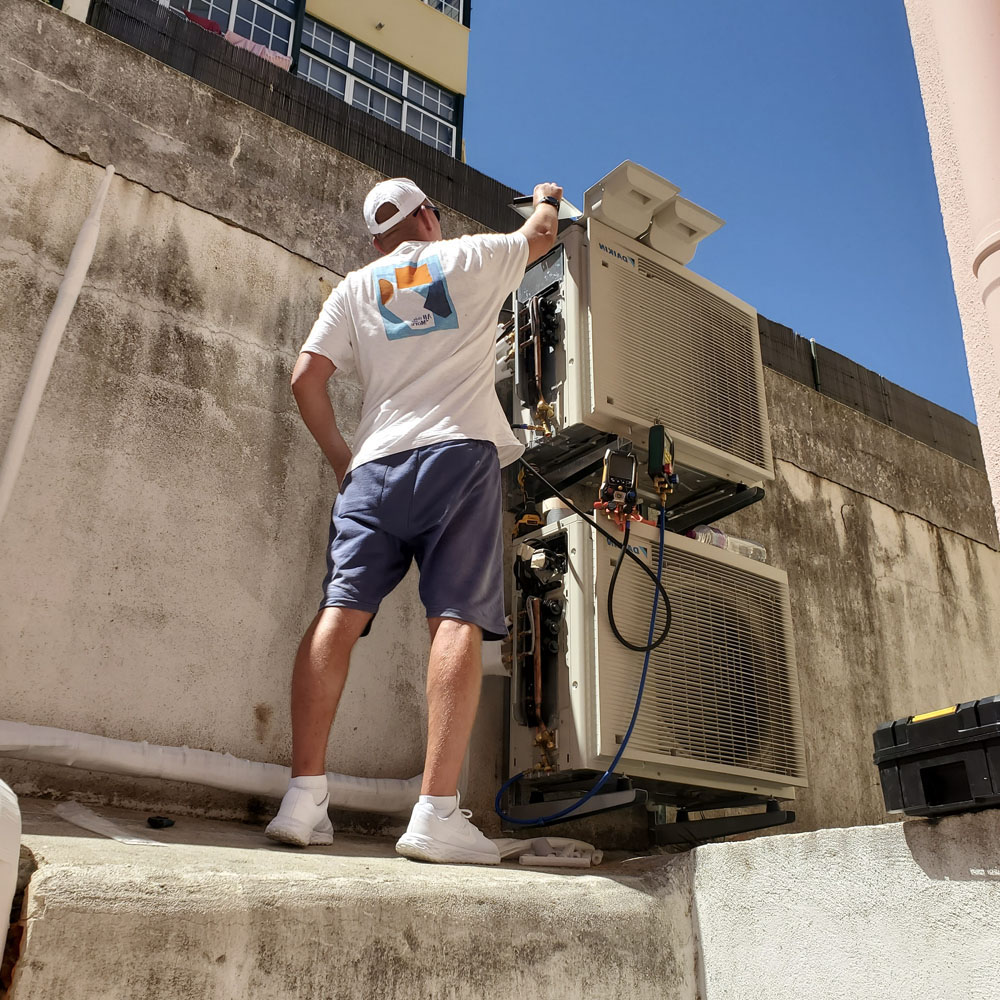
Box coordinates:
[0,779,20,947]
[0,722,421,815]
[0,164,115,529]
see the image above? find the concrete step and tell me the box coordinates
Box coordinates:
[5,799,697,1000]
[8,798,999,999]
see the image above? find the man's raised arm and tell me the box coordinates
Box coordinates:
[517,182,563,265]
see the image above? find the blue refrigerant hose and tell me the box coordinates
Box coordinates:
[495,506,667,827]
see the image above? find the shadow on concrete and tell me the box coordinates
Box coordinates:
[1,845,36,994]
[17,798,688,891]
[903,809,1000,881]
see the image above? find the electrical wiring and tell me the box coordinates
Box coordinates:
[516,457,671,652]
[606,519,670,652]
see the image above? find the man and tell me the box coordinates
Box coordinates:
[266,177,562,864]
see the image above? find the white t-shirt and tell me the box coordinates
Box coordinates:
[301,232,528,474]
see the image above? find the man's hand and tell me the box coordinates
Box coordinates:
[519,182,564,265]
[532,182,563,209]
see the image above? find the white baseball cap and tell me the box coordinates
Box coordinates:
[363,178,428,236]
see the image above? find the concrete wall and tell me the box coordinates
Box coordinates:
[0,0,470,828]
[1,0,999,839]
[720,370,1000,834]
[693,809,1000,1000]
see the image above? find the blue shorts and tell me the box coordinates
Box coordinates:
[321,439,507,641]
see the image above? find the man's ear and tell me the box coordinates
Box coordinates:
[372,235,383,254]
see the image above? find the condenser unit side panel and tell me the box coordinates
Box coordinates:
[587,219,774,481]
[560,225,595,433]
[593,523,807,788]
[512,225,596,449]
[562,517,601,769]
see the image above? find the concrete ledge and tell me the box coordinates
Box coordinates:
[693,810,1000,1000]
[7,801,1000,998]
[6,799,696,999]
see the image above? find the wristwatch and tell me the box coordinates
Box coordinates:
[538,196,561,210]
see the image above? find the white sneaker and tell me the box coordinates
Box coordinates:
[395,795,500,865]
[265,786,334,847]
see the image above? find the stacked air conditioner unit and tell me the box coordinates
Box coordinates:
[512,164,773,500]
[510,516,807,801]
[505,162,807,821]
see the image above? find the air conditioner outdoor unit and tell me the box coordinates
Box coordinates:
[509,515,807,803]
[512,217,774,490]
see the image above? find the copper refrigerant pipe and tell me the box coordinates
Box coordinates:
[532,597,544,726]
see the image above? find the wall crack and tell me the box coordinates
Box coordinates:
[0,112,342,279]
[776,456,996,550]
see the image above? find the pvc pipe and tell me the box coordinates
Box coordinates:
[0,722,421,815]
[923,1,1000,374]
[0,164,115,528]
[925,2,1000,269]
[0,779,20,949]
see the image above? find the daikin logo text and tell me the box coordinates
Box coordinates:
[605,537,648,559]
[598,243,636,268]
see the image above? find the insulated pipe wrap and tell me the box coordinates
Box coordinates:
[0,723,420,815]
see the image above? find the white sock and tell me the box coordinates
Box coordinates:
[290,774,328,806]
[419,794,457,817]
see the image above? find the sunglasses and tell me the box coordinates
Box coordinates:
[412,203,441,221]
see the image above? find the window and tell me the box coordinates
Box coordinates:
[406,76,455,121]
[352,82,403,128]
[298,53,347,100]
[233,0,292,54]
[172,0,232,28]
[422,0,462,22]
[298,17,460,156]
[404,106,454,155]
[171,0,293,55]
[352,44,404,96]
[301,19,350,67]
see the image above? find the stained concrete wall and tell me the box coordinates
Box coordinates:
[1,0,999,839]
[692,809,1000,1000]
[0,0,456,828]
[720,370,1000,834]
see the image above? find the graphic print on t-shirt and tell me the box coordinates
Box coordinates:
[373,254,459,341]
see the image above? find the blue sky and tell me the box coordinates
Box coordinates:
[464,1,976,422]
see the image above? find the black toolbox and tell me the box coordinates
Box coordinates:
[873,695,1000,817]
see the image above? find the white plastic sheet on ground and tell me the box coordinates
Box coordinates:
[53,802,166,847]
[493,837,604,867]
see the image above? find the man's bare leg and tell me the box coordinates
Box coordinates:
[291,606,373,777]
[395,616,498,863]
[421,617,483,796]
[266,606,372,846]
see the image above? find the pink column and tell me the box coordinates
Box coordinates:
[906,0,1000,527]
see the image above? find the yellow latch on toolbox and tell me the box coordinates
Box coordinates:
[911,705,958,723]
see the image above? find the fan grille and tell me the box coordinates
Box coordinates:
[589,240,772,475]
[595,538,805,780]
